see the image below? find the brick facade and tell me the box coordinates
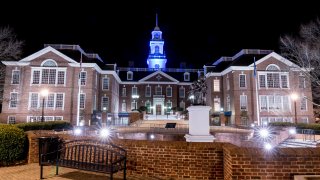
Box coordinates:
[27,132,320,180]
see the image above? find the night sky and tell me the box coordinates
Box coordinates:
[1,1,320,68]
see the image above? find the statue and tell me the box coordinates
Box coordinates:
[188,75,207,105]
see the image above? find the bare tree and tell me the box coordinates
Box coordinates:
[188,75,207,105]
[280,19,320,106]
[0,26,24,104]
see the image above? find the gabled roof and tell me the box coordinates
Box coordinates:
[249,52,299,68]
[139,70,179,82]
[19,46,77,63]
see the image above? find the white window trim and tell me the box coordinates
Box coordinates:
[102,77,110,90]
[7,116,16,124]
[122,87,126,97]
[239,74,246,88]
[213,79,220,92]
[101,96,109,111]
[166,86,172,97]
[184,72,190,81]
[240,94,247,111]
[30,67,67,86]
[80,71,87,86]
[80,93,86,109]
[145,85,151,97]
[11,69,20,85]
[179,87,185,98]
[258,71,290,89]
[9,92,18,109]
[127,71,133,80]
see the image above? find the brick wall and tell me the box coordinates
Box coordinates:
[27,132,320,180]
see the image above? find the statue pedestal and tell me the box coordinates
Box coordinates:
[185,106,215,142]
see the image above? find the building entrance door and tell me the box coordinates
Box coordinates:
[156,105,161,115]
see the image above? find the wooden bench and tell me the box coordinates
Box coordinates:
[40,139,127,180]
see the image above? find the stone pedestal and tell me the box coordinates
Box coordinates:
[185,106,215,142]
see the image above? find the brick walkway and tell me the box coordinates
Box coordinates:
[0,163,163,180]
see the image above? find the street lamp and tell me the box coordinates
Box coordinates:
[41,89,49,122]
[291,93,298,124]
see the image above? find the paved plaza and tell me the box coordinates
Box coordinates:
[0,163,162,180]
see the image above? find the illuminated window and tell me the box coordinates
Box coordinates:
[213,97,220,112]
[102,97,109,111]
[240,95,247,111]
[299,76,306,88]
[213,79,220,92]
[155,86,162,95]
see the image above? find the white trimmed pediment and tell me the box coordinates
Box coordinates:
[139,70,179,83]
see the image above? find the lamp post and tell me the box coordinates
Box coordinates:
[41,89,49,122]
[291,93,298,124]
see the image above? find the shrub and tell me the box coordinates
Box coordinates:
[15,121,73,131]
[0,125,26,166]
[269,122,295,127]
[269,122,320,131]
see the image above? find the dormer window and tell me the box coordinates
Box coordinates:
[127,71,133,80]
[184,72,190,81]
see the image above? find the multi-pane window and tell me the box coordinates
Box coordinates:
[166,86,172,97]
[131,101,137,110]
[213,79,220,92]
[259,75,266,88]
[32,69,66,85]
[155,86,162,95]
[301,117,308,123]
[132,87,138,96]
[80,93,85,109]
[145,86,151,97]
[47,94,55,108]
[260,95,268,111]
[239,74,246,88]
[213,98,221,112]
[184,72,190,81]
[281,75,288,88]
[102,78,109,90]
[32,70,40,84]
[57,71,65,84]
[179,87,185,98]
[80,71,86,85]
[8,116,16,124]
[102,97,109,111]
[11,70,20,84]
[267,73,280,88]
[301,96,307,110]
[259,95,291,112]
[240,95,247,111]
[122,87,126,97]
[9,92,18,108]
[56,94,64,108]
[30,93,39,108]
[299,76,306,88]
[259,72,289,89]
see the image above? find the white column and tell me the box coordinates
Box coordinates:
[185,106,215,142]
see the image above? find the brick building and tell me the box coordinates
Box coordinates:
[205,49,314,125]
[0,22,199,125]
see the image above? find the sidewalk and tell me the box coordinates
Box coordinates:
[0,163,162,180]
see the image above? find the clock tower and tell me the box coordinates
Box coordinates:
[147,14,167,69]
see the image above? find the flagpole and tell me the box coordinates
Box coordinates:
[254,57,260,126]
[76,52,82,126]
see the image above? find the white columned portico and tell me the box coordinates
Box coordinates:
[185,106,215,142]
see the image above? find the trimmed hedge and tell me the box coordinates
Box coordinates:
[15,121,73,131]
[269,122,320,130]
[0,125,26,166]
